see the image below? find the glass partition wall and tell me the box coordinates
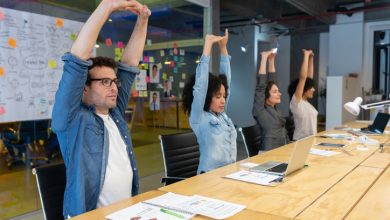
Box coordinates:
[0,0,206,218]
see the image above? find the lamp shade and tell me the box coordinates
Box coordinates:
[344,97,363,116]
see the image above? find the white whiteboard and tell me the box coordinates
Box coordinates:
[0,7,83,122]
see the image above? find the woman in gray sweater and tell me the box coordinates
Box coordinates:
[252,49,289,151]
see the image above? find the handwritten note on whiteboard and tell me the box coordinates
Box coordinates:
[0,7,83,122]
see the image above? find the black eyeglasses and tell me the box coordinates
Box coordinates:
[88,78,121,87]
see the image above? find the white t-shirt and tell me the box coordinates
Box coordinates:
[290,94,318,140]
[96,113,133,208]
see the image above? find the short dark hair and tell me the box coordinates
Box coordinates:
[182,73,228,115]
[288,78,315,100]
[86,56,116,85]
[152,64,157,69]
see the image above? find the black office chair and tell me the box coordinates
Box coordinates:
[32,162,66,220]
[2,121,35,168]
[159,131,200,185]
[284,115,295,141]
[238,124,262,157]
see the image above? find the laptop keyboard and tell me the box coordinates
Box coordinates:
[267,163,288,173]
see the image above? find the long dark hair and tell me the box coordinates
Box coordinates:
[265,81,276,100]
[182,73,228,115]
[287,78,315,100]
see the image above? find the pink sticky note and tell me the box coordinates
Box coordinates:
[0,10,5,20]
[105,38,112,47]
[117,41,124,49]
[146,76,150,83]
[132,90,139,97]
[170,61,175,68]
[0,106,5,115]
[143,56,149,62]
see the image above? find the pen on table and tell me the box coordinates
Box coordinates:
[160,208,185,219]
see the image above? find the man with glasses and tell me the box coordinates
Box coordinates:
[52,0,150,218]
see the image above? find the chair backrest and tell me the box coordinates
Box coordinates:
[32,163,66,220]
[160,131,200,179]
[34,120,50,141]
[238,124,262,157]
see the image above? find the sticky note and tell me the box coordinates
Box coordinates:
[143,63,149,69]
[149,56,155,63]
[173,48,178,55]
[169,76,174,82]
[180,49,185,55]
[0,10,5,20]
[160,50,165,57]
[179,82,185,88]
[117,41,124,49]
[146,39,152,45]
[174,56,178,62]
[48,59,57,69]
[0,106,5,115]
[146,76,150,83]
[56,18,64,28]
[173,67,178,73]
[162,73,167,80]
[0,67,4,76]
[182,73,186,79]
[8,37,16,48]
[170,61,175,68]
[143,56,149,62]
[115,48,122,55]
[169,50,173,55]
[69,32,77,41]
[105,38,112,47]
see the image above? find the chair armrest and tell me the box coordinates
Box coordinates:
[161,177,186,185]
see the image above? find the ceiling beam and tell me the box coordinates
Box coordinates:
[284,0,336,25]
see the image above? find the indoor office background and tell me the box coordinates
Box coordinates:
[1,0,390,219]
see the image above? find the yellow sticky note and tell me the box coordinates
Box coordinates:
[48,59,57,69]
[162,73,167,80]
[69,32,77,41]
[56,18,64,28]
[8,37,16,48]
[149,56,155,63]
[0,66,4,76]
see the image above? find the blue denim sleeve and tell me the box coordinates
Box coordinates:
[190,55,210,124]
[116,62,139,116]
[52,52,92,132]
[220,55,231,108]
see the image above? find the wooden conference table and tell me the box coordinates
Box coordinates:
[72,121,390,220]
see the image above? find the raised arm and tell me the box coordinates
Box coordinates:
[121,5,150,66]
[253,50,272,114]
[308,52,314,79]
[294,49,312,103]
[190,34,224,124]
[217,29,231,106]
[70,0,141,60]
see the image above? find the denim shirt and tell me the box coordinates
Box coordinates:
[190,55,237,174]
[52,53,139,218]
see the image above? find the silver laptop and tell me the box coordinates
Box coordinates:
[250,137,314,177]
[348,112,390,136]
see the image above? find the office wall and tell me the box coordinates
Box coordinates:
[227,25,258,127]
[318,33,329,115]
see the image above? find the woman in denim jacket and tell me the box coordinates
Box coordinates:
[182,29,237,174]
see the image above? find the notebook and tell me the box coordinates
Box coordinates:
[349,112,390,136]
[249,136,314,177]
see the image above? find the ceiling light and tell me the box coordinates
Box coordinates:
[241,44,248,53]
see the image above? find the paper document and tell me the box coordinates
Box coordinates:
[224,170,282,186]
[310,148,340,156]
[105,202,195,220]
[320,133,352,139]
[143,192,245,220]
[239,162,259,168]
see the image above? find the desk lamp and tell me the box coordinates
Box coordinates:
[344,97,390,116]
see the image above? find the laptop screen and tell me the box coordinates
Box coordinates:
[370,112,390,133]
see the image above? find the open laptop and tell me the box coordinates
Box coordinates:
[249,137,314,177]
[349,112,390,136]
